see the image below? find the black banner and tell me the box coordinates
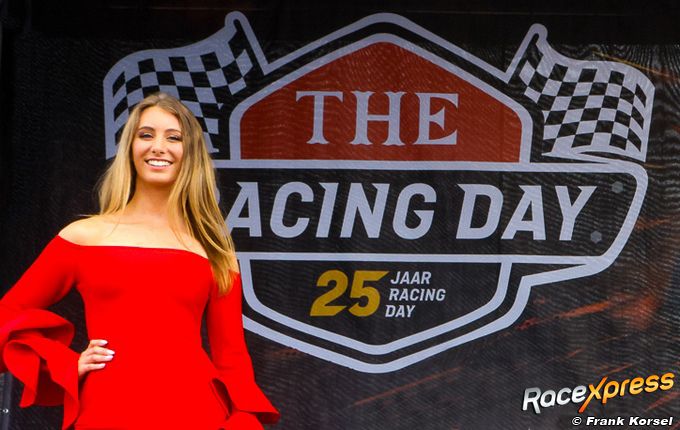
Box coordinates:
[1,2,678,429]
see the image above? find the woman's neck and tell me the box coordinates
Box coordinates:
[124,183,179,225]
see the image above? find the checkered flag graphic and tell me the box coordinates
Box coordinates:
[103,16,260,158]
[516,36,654,161]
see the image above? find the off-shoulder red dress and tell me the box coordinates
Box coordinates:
[0,235,279,429]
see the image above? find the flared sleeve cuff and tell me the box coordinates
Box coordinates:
[216,373,280,424]
[0,308,79,430]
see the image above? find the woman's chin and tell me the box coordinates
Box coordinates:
[136,177,177,188]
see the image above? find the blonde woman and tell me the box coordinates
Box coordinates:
[0,93,279,429]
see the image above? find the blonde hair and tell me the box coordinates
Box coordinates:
[98,92,237,294]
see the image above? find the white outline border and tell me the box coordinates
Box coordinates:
[101,11,654,372]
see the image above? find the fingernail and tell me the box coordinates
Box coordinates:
[98,363,106,367]
[98,340,108,345]
[103,355,113,361]
[106,349,115,355]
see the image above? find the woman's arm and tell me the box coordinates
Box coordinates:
[206,272,280,428]
[1,235,78,311]
[0,233,84,430]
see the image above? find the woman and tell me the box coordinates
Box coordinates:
[0,93,279,429]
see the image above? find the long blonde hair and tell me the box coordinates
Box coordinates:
[98,92,237,294]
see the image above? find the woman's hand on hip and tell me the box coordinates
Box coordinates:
[78,339,115,379]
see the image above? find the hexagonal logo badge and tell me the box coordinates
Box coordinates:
[104,13,653,373]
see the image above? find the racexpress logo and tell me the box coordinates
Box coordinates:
[523,372,675,414]
[104,13,654,372]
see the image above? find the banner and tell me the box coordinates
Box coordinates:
[1,5,678,429]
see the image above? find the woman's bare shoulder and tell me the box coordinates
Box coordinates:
[58,215,118,245]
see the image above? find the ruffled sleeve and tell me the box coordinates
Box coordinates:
[0,236,80,430]
[206,272,280,427]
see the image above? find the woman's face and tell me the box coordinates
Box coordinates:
[132,106,184,188]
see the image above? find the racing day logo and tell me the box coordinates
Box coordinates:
[103,13,654,373]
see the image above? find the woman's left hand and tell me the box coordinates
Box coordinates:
[78,339,115,379]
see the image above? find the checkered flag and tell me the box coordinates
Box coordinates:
[103,13,261,158]
[515,34,654,161]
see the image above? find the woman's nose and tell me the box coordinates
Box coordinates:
[150,136,167,153]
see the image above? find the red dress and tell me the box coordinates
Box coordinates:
[0,235,279,429]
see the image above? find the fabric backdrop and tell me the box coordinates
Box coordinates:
[1,2,678,429]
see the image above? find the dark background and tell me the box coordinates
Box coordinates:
[1,1,679,429]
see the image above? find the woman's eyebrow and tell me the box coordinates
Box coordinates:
[137,125,182,133]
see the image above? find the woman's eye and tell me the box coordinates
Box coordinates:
[138,133,153,139]
[168,135,182,142]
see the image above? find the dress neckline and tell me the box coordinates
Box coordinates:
[55,234,210,261]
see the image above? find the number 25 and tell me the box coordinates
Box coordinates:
[310,270,388,317]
